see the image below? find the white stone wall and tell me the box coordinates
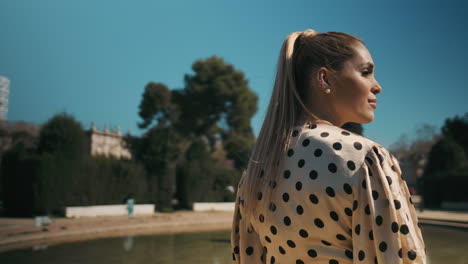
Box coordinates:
[193,202,235,212]
[66,204,154,218]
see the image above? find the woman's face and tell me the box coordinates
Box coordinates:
[330,42,382,124]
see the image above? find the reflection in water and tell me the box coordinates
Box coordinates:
[0,226,466,264]
[123,236,134,252]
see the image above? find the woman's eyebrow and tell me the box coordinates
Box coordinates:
[358,62,374,69]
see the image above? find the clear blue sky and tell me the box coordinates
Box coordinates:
[1,0,467,147]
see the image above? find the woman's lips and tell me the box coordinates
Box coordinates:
[368,99,377,109]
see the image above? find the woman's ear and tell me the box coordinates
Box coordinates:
[317,67,331,88]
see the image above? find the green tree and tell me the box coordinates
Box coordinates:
[37,113,87,158]
[421,114,468,208]
[137,56,258,210]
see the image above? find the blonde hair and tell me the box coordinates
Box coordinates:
[240,29,362,220]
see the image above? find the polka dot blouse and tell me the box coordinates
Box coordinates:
[231,123,427,264]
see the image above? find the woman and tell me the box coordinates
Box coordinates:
[231,30,426,264]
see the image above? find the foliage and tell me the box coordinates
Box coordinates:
[0,146,38,216]
[421,113,468,208]
[0,113,150,216]
[37,113,87,158]
[137,56,257,210]
[176,139,239,209]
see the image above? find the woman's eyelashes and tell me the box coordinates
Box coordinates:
[362,69,373,76]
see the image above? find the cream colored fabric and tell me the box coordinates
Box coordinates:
[231,123,426,264]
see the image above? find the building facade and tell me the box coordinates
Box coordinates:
[88,122,132,160]
[0,76,10,120]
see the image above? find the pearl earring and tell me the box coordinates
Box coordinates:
[325,88,331,94]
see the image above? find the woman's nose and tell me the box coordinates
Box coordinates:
[372,81,382,94]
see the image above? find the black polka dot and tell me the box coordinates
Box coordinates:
[398,248,403,258]
[353,200,358,211]
[270,256,275,263]
[330,260,339,264]
[333,142,342,150]
[287,240,296,248]
[355,224,361,235]
[282,193,290,202]
[347,160,356,170]
[386,176,393,185]
[378,154,384,163]
[296,205,304,215]
[307,249,317,258]
[298,159,305,168]
[326,187,336,197]
[302,139,310,147]
[235,225,239,233]
[365,157,373,165]
[269,203,277,212]
[287,149,294,157]
[283,216,291,226]
[279,246,286,254]
[296,260,304,264]
[246,247,254,255]
[400,224,409,235]
[309,170,318,179]
[310,124,317,129]
[358,250,365,261]
[265,236,271,243]
[379,242,387,252]
[260,169,264,177]
[369,230,374,240]
[328,163,337,173]
[362,180,367,189]
[314,218,324,228]
[270,226,277,235]
[408,250,417,260]
[376,215,383,226]
[365,204,370,215]
[391,222,399,233]
[234,246,239,254]
[345,207,353,216]
[257,192,263,200]
[345,250,353,259]
[336,234,346,240]
[292,130,299,137]
[320,132,329,137]
[354,142,362,150]
[283,170,291,178]
[314,148,323,157]
[372,191,379,200]
[299,229,308,238]
[394,200,401,209]
[309,194,319,204]
[392,165,396,172]
[330,211,339,221]
[259,214,264,223]
[321,240,332,246]
[295,181,302,191]
[344,183,353,194]
[342,131,351,136]
[270,181,277,188]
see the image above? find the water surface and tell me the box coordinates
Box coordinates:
[0,225,466,264]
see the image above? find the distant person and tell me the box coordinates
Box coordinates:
[231,30,427,263]
[126,194,135,218]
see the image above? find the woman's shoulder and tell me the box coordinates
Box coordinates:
[289,123,390,173]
